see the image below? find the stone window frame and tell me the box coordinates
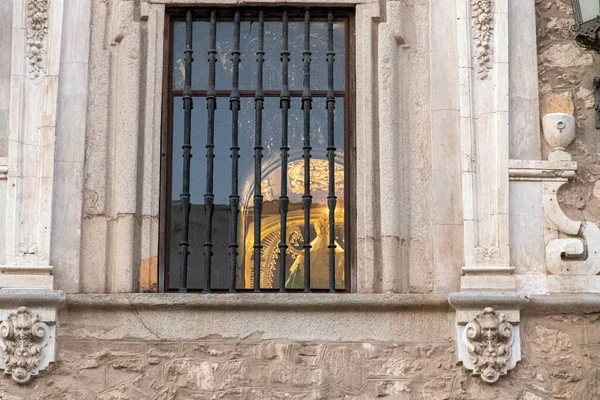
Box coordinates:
[71,0,387,294]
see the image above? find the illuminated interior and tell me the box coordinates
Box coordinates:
[241,157,345,290]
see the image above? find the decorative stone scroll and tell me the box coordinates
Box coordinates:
[471,0,493,79]
[26,0,49,79]
[540,113,600,277]
[0,307,50,384]
[464,307,515,383]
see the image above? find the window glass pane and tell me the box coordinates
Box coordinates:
[168,10,348,291]
[580,1,600,23]
[288,21,345,91]
[173,18,346,92]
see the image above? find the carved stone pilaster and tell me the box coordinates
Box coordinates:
[0,307,52,384]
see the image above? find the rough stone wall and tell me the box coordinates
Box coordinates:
[0,313,598,399]
[537,0,600,222]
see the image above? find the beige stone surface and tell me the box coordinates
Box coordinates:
[0,312,598,398]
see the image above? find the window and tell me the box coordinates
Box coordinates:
[160,7,353,293]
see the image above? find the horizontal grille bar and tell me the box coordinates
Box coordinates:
[172,90,346,97]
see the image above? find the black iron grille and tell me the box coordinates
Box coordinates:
[163,8,350,293]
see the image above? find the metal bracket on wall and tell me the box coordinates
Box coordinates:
[594,77,600,129]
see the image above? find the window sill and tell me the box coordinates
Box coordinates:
[0,288,65,308]
[65,293,450,311]
[449,291,600,314]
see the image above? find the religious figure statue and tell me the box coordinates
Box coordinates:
[286,214,345,289]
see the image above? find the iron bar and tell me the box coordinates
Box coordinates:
[326,10,337,293]
[203,10,217,293]
[279,9,290,292]
[301,9,313,293]
[253,10,265,292]
[229,10,241,292]
[172,89,346,97]
[179,10,194,293]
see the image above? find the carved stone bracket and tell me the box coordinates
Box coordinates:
[0,304,58,384]
[450,299,521,384]
[464,307,515,383]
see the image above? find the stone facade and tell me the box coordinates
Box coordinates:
[1,0,600,398]
[0,313,598,399]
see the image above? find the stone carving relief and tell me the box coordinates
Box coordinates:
[464,307,515,383]
[475,246,499,263]
[541,113,600,276]
[26,0,49,79]
[16,243,38,257]
[0,307,50,384]
[471,0,493,79]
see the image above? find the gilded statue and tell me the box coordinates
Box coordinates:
[286,215,345,289]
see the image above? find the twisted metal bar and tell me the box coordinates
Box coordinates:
[203,10,217,293]
[301,9,313,293]
[229,10,241,292]
[179,10,194,293]
[326,10,337,293]
[253,10,265,292]
[279,10,290,292]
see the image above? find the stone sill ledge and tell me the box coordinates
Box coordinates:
[0,289,65,307]
[1,291,598,315]
[450,292,600,314]
[65,293,451,311]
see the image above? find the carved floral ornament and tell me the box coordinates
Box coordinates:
[471,0,493,79]
[26,0,49,79]
[464,307,515,383]
[0,307,50,384]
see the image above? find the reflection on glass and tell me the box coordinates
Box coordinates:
[173,19,345,91]
[169,14,347,291]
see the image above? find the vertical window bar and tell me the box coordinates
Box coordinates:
[326,10,337,293]
[203,10,217,293]
[229,11,241,293]
[279,10,290,293]
[179,10,194,293]
[301,9,313,293]
[253,10,265,292]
